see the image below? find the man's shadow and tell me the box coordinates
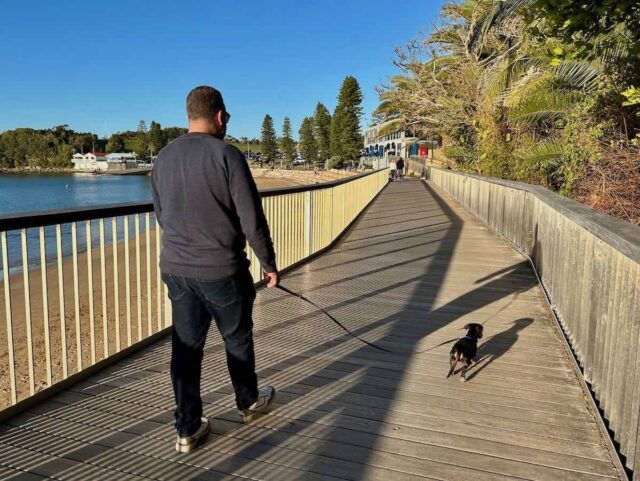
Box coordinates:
[465,317,534,381]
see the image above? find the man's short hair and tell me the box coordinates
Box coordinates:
[186,86,225,121]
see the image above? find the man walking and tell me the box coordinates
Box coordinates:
[152,85,278,453]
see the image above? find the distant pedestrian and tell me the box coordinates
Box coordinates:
[152,86,278,454]
[389,159,397,180]
[396,158,405,181]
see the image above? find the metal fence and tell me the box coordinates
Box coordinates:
[428,166,640,478]
[0,168,388,414]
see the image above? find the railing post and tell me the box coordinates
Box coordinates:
[304,190,312,257]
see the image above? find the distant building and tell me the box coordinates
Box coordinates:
[106,152,137,170]
[72,152,137,171]
[72,152,108,171]
[363,123,419,162]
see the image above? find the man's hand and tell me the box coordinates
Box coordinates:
[263,271,280,288]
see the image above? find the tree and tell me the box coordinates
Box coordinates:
[280,117,296,164]
[148,121,165,156]
[261,114,278,165]
[106,134,125,153]
[134,120,148,159]
[298,117,318,166]
[331,76,363,163]
[162,126,187,143]
[314,102,332,162]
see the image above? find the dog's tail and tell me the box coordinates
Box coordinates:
[446,353,458,379]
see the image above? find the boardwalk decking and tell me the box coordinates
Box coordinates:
[0,180,622,480]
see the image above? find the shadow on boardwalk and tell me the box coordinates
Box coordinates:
[198,181,537,479]
[0,179,595,480]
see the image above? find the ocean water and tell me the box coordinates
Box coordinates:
[0,173,154,277]
[0,173,152,215]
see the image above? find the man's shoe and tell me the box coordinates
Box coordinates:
[175,417,210,453]
[240,385,276,423]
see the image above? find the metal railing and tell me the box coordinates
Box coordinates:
[428,166,640,479]
[0,168,388,414]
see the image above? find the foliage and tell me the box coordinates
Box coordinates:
[0,125,103,168]
[106,134,125,153]
[279,117,296,164]
[148,121,166,156]
[326,156,342,170]
[298,117,318,165]
[331,76,363,162]
[260,114,278,165]
[527,0,640,59]
[313,103,332,162]
[375,0,640,222]
[134,120,148,159]
[163,127,188,143]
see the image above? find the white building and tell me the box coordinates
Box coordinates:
[363,122,420,166]
[71,152,108,171]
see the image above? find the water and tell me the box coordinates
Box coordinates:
[0,173,154,278]
[0,173,152,215]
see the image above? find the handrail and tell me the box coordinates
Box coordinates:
[430,167,640,264]
[428,165,640,477]
[0,169,384,230]
[0,168,389,416]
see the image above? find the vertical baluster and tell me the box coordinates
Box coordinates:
[71,222,82,372]
[112,218,120,352]
[2,231,17,404]
[39,227,52,386]
[56,225,67,378]
[85,221,96,365]
[135,214,142,341]
[99,219,108,359]
[20,229,35,395]
[156,221,162,331]
[124,216,132,346]
[284,195,290,267]
[146,213,152,335]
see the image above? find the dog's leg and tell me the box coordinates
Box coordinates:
[446,355,458,379]
[460,359,472,383]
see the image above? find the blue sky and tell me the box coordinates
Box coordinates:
[0,0,445,139]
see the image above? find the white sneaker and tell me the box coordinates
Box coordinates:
[240,385,276,423]
[175,417,210,453]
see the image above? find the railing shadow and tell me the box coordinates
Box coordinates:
[0,179,542,479]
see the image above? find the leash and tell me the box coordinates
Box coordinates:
[276,284,459,354]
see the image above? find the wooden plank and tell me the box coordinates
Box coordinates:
[0,179,622,481]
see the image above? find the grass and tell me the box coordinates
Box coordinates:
[229,142,263,153]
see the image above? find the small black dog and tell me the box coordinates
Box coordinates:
[446,323,484,382]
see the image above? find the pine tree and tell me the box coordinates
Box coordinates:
[314,102,332,163]
[299,117,318,166]
[148,121,166,156]
[261,114,278,165]
[280,117,296,165]
[331,76,363,163]
[134,120,148,160]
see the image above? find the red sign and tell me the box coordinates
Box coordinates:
[419,146,428,156]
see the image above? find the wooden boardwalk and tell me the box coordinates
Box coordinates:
[0,180,622,480]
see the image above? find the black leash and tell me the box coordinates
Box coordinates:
[276,284,459,354]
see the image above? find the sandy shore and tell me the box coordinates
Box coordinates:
[0,228,166,408]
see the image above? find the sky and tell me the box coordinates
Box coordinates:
[0,0,446,139]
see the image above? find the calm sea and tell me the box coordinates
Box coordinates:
[0,173,154,277]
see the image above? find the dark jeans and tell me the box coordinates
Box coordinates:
[162,270,258,437]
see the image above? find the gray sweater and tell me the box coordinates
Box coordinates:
[151,132,277,279]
